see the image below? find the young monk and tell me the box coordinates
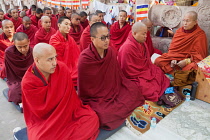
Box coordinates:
[79,13,101,51]
[0,9,4,28]
[118,22,170,102]
[110,10,131,52]
[10,9,22,30]
[19,11,26,18]
[56,6,65,19]
[5,32,33,107]
[22,43,99,140]
[65,8,72,19]
[4,9,12,20]
[16,16,38,47]
[0,20,15,79]
[22,6,28,13]
[78,22,145,130]
[80,11,89,29]
[96,10,106,25]
[154,11,208,74]
[26,5,36,17]
[30,8,43,28]
[69,13,83,45]
[49,16,79,86]
[35,16,56,44]
[141,18,162,57]
[38,7,58,30]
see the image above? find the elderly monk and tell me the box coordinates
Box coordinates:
[79,14,101,51]
[80,11,89,29]
[10,9,22,30]
[118,22,170,101]
[141,18,162,57]
[56,6,65,19]
[154,11,208,74]
[30,8,43,28]
[22,43,99,140]
[69,13,84,45]
[49,16,79,86]
[65,8,72,19]
[110,10,131,52]
[0,9,4,29]
[5,32,33,106]
[16,16,38,47]
[78,22,145,130]
[0,20,15,79]
[38,7,58,30]
[35,16,56,44]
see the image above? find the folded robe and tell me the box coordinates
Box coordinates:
[34,27,56,44]
[79,25,91,52]
[69,24,84,45]
[5,45,33,104]
[10,17,22,31]
[154,25,208,74]
[22,61,99,140]
[118,34,170,102]
[78,43,145,130]
[38,17,58,30]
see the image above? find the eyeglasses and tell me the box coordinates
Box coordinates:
[93,35,111,41]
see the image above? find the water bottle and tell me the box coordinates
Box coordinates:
[150,117,157,129]
[185,93,191,101]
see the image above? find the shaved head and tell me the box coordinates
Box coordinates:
[22,16,31,22]
[141,18,152,31]
[33,43,55,58]
[2,19,14,27]
[20,11,26,18]
[132,22,147,33]
[71,13,80,19]
[185,11,197,21]
[132,22,147,43]
[41,16,50,22]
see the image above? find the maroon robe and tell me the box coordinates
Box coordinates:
[5,45,33,104]
[35,27,56,44]
[56,14,65,19]
[4,13,12,19]
[80,19,89,29]
[78,43,145,130]
[30,15,40,28]
[16,24,38,48]
[38,17,58,30]
[79,25,91,52]
[69,24,83,45]
[10,17,22,31]
[118,34,170,102]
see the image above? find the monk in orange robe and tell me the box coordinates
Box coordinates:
[79,14,101,51]
[16,16,38,48]
[0,20,15,79]
[22,43,99,140]
[10,9,22,30]
[154,11,208,74]
[35,16,56,44]
[80,11,89,29]
[38,7,58,30]
[50,16,79,86]
[69,13,83,45]
[110,10,131,51]
[56,6,65,19]
[118,22,170,101]
[30,8,43,28]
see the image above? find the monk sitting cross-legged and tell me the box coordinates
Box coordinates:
[154,11,208,74]
[78,22,145,130]
[22,43,99,140]
[35,16,56,44]
[118,22,170,102]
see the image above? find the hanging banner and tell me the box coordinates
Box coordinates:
[136,4,149,21]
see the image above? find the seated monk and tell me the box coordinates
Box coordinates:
[4,9,12,20]
[16,16,38,48]
[22,43,99,140]
[19,11,26,18]
[110,10,131,52]
[96,10,106,25]
[65,8,72,19]
[80,11,89,29]
[10,9,22,30]
[38,7,58,30]
[118,22,170,101]
[56,6,65,19]
[79,13,101,51]
[78,22,145,130]
[0,20,15,79]
[30,8,43,28]
[26,5,36,17]
[35,16,56,44]
[49,16,80,86]
[5,32,33,106]
[154,11,208,74]
[69,13,84,45]
[141,18,162,57]
[22,6,28,13]
[0,9,4,29]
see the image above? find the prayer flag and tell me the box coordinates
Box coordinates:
[136,4,149,21]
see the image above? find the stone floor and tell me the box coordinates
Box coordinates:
[1,78,210,140]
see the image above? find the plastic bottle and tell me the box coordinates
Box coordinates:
[185,93,191,101]
[150,117,157,129]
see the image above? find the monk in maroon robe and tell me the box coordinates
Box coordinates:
[26,5,36,17]
[96,10,107,26]
[78,22,145,130]
[0,9,5,28]
[142,18,162,57]
[35,16,56,44]
[0,20,15,79]
[80,14,100,51]
[30,8,43,28]
[16,16,38,48]
[56,6,65,19]
[118,22,170,102]
[110,10,131,51]
[65,8,72,19]
[10,9,22,30]
[80,11,89,29]
[5,32,33,105]
[38,7,58,30]
[69,13,84,45]
[4,9,12,20]
[22,43,99,140]
[50,16,80,86]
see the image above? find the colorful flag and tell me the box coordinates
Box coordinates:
[136,4,149,21]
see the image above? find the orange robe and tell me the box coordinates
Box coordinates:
[154,25,208,74]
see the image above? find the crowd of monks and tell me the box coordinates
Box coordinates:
[0,4,208,139]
